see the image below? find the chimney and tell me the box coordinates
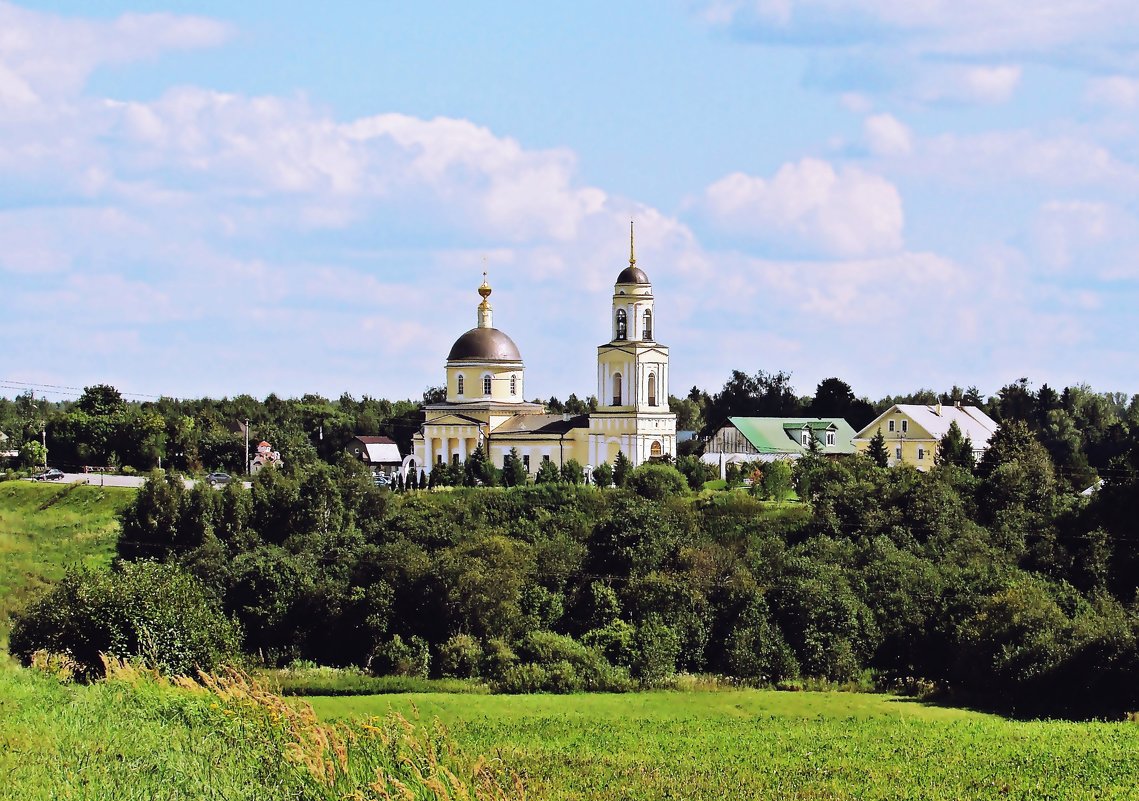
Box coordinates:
[935,402,942,416]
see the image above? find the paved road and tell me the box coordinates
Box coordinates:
[25,473,251,489]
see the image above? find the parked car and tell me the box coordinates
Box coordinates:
[206,472,232,486]
[33,468,65,481]
[373,472,391,486]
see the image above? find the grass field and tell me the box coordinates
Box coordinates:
[0,481,132,649]
[311,690,1139,800]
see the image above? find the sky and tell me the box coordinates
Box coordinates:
[3,0,1139,405]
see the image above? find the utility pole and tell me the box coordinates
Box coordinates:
[244,419,250,475]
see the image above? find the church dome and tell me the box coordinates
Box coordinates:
[616,264,650,284]
[447,327,522,362]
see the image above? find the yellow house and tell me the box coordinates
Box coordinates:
[411,226,677,477]
[852,403,998,470]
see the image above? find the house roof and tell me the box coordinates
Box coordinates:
[725,417,857,455]
[349,435,402,464]
[855,404,998,446]
[492,413,590,437]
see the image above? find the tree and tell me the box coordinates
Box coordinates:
[758,459,793,502]
[503,448,529,487]
[464,444,495,486]
[560,459,585,485]
[867,428,889,468]
[10,562,241,680]
[19,439,46,469]
[613,451,632,487]
[535,459,560,484]
[422,386,447,404]
[702,370,802,436]
[935,420,975,470]
[626,463,688,501]
[592,461,614,488]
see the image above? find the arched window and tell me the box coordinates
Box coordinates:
[615,309,627,340]
[650,441,663,458]
[643,310,652,340]
[457,374,465,396]
[510,374,517,395]
[483,374,492,395]
[612,372,622,406]
[647,372,657,406]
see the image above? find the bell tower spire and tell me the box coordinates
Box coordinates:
[629,220,636,268]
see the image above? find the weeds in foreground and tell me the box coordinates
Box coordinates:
[94,656,526,800]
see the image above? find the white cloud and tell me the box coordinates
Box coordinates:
[908,65,1022,106]
[1085,76,1139,109]
[863,113,911,156]
[0,2,231,100]
[698,0,1139,62]
[701,158,904,257]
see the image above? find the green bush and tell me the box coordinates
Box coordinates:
[632,615,680,683]
[438,633,483,679]
[370,634,430,678]
[626,463,688,501]
[9,561,241,679]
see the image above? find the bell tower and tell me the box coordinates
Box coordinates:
[587,223,677,467]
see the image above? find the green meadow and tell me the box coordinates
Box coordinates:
[312,690,1139,800]
[0,482,132,649]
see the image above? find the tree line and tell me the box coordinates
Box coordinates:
[11,411,1139,715]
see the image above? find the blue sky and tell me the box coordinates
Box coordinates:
[3,0,1139,405]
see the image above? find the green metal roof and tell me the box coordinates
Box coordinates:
[727,417,858,455]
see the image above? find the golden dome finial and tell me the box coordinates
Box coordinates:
[479,262,492,300]
[629,220,636,267]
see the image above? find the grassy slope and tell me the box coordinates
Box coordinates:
[312,691,1139,801]
[0,482,133,648]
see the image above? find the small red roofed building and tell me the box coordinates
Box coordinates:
[250,440,283,474]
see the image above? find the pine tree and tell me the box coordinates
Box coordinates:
[867,428,889,468]
[535,459,560,484]
[419,469,427,489]
[503,447,528,487]
[613,451,632,487]
[936,420,976,470]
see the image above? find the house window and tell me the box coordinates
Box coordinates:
[648,372,657,406]
[612,372,622,406]
[918,447,925,461]
[543,454,550,463]
[437,454,443,464]
[895,446,902,461]
[901,419,909,434]
[615,309,627,340]
[457,375,465,396]
[483,374,492,395]
[510,374,517,395]
[522,454,530,472]
[888,420,895,432]
[452,453,460,465]
[826,431,835,447]
[643,310,652,340]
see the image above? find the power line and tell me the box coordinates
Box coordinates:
[0,378,171,400]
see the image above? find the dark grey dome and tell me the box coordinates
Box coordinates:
[616,265,650,284]
[447,327,522,362]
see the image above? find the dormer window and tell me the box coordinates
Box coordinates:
[457,375,465,396]
[826,431,836,447]
[483,374,492,395]
[616,309,627,340]
[801,430,810,446]
[643,310,652,340]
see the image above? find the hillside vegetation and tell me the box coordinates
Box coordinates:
[314,689,1139,801]
[0,662,520,801]
[0,482,132,647]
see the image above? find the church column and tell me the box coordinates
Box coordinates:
[459,435,468,463]
[424,436,433,473]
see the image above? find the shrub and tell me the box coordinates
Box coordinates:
[438,633,483,679]
[481,636,519,681]
[9,561,242,679]
[626,463,688,501]
[370,634,430,678]
[632,615,680,683]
